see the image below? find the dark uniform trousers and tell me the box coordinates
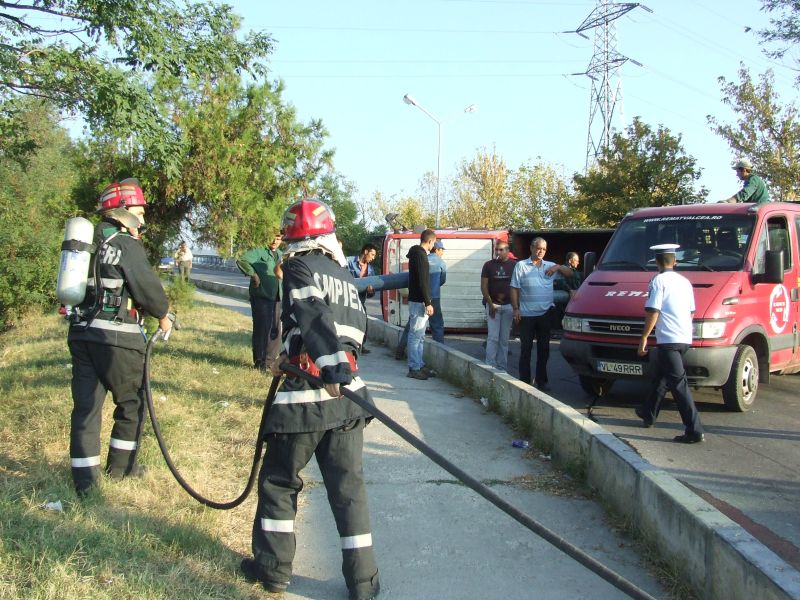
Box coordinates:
[251,296,281,368]
[252,416,378,594]
[518,310,553,385]
[640,343,704,435]
[68,340,146,489]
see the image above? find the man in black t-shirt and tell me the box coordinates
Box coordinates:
[480,242,517,371]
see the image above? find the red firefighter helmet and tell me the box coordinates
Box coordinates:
[97,178,146,212]
[281,198,336,241]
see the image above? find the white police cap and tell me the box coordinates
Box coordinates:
[650,243,680,255]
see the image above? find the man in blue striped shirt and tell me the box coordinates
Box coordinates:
[510,238,573,391]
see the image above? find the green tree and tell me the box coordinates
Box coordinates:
[447,147,509,228]
[572,118,707,227]
[72,76,332,259]
[508,161,587,229]
[315,170,371,256]
[760,0,800,82]
[708,66,800,202]
[0,1,273,175]
[0,100,79,328]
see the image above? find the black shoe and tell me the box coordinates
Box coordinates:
[674,432,705,444]
[634,406,654,428]
[535,381,550,392]
[349,572,380,600]
[421,365,437,378]
[407,369,429,380]
[240,558,289,593]
[107,464,147,481]
[360,347,371,355]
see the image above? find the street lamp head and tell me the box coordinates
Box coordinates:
[403,93,418,107]
[464,104,477,113]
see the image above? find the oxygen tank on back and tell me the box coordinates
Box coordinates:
[56,217,95,306]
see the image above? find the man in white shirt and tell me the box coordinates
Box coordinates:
[510,237,573,391]
[635,244,705,444]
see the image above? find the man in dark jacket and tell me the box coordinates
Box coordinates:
[240,199,380,600]
[66,178,172,497]
[405,228,437,380]
[237,233,283,371]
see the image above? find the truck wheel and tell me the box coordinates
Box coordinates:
[722,345,758,412]
[579,376,614,398]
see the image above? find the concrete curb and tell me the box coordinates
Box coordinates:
[367,316,800,600]
[192,278,250,301]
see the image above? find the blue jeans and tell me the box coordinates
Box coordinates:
[406,301,429,371]
[399,298,443,348]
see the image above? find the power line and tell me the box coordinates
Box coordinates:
[267,24,555,34]
[272,59,585,64]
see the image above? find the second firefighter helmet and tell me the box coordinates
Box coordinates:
[282,198,336,241]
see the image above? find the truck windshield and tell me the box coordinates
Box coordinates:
[599,214,755,272]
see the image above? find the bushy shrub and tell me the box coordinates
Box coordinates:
[164,276,195,314]
[0,208,63,330]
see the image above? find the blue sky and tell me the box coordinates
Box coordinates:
[233,1,795,209]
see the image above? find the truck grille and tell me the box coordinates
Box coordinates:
[586,319,645,337]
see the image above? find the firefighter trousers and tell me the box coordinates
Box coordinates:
[68,340,146,491]
[252,419,379,595]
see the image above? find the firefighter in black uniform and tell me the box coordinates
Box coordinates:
[66,179,172,497]
[240,199,380,600]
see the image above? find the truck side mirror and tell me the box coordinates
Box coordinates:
[760,250,784,284]
[583,251,597,277]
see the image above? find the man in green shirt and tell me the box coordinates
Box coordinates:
[236,233,283,371]
[722,158,770,204]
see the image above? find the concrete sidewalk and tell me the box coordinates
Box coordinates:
[194,289,666,599]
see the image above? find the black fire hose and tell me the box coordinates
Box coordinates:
[143,326,281,510]
[280,363,657,600]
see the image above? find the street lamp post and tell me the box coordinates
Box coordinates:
[403,93,476,228]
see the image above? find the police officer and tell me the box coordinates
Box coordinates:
[241,199,380,600]
[67,179,172,496]
[635,243,705,444]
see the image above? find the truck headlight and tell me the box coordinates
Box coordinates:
[562,316,583,332]
[692,320,726,339]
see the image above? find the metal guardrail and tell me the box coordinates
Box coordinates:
[193,255,239,272]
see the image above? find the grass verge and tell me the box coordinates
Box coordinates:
[0,302,272,599]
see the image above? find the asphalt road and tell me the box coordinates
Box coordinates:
[189,265,800,571]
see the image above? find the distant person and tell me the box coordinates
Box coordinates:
[427,240,447,343]
[552,251,582,339]
[405,229,437,380]
[720,158,770,204]
[554,252,581,300]
[510,237,574,392]
[347,243,378,355]
[236,232,283,371]
[635,244,705,444]
[480,241,517,371]
[174,240,193,281]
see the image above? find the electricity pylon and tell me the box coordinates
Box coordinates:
[572,1,651,171]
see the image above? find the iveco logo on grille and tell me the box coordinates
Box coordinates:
[609,324,631,332]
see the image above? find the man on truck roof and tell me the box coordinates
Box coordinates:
[720,158,770,204]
